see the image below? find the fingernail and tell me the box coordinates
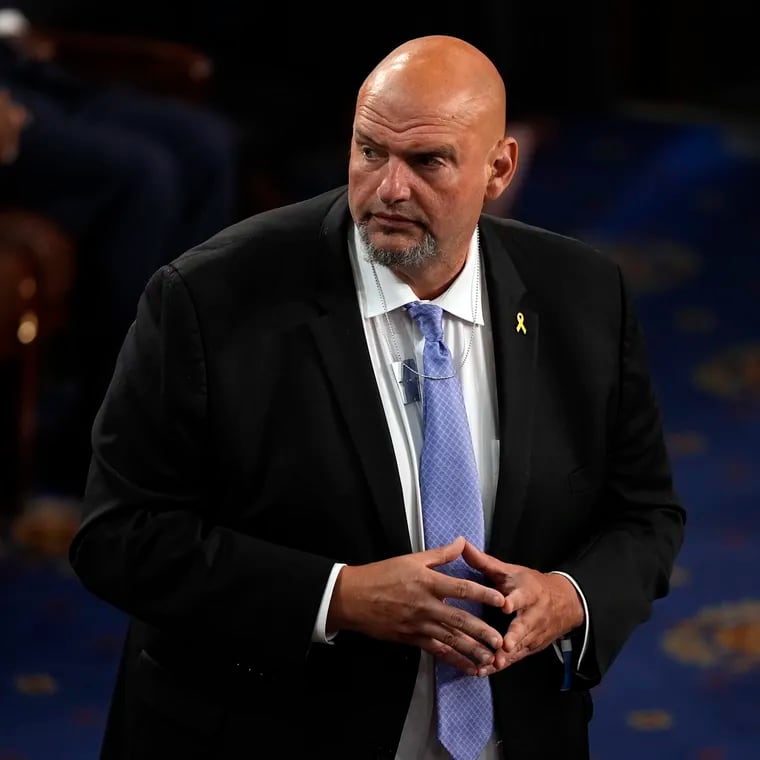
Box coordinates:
[478,667,489,677]
[491,637,500,648]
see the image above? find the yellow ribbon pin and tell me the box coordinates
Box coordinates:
[516,312,527,334]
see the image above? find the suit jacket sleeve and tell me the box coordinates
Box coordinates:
[68,263,336,663]
[556,265,686,685]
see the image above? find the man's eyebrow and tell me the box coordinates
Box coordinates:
[354,130,456,161]
[354,129,378,145]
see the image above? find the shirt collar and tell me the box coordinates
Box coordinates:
[351,224,484,325]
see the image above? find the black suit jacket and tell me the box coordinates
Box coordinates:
[70,186,685,759]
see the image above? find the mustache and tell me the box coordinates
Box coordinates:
[365,208,426,225]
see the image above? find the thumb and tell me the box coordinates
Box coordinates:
[423,535,465,568]
[461,539,489,570]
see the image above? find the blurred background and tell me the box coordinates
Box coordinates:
[0,1,758,758]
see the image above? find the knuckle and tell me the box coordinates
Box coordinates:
[455,581,468,599]
[397,620,413,636]
[443,630,458,648]
[449,611,466,629]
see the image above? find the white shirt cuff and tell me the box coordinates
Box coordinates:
[549,570,590,667]
[311,563,347,644]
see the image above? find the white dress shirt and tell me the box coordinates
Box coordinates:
[312,224,589,759]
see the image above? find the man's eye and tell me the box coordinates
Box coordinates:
[361,146,378,159]
[418,155,442,168]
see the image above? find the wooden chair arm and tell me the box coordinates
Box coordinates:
[0,209,76,336]
[0,239,38,360]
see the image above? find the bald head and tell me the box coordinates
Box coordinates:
[358,35,507,142]
[348,35,518,299]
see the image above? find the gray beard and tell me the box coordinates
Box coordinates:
[357,221,438,269]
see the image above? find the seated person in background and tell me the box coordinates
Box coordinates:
[0,10,240,497]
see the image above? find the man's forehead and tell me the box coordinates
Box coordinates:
[355,86,480,133]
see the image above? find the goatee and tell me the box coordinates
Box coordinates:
[357,221,438,269]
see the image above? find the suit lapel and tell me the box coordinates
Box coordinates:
[304,202,538,560]
[308,196,412,555]
[480,221,538,560]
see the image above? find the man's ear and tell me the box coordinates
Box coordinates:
[485,136,519,202]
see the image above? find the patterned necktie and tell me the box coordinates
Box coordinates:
[406,301,493,760]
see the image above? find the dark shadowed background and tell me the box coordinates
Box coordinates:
[1,2,759,758]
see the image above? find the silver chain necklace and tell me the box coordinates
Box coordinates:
[369,229,481,381]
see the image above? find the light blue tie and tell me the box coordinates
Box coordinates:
[406,301,493,760]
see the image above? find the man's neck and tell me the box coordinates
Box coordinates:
[390,250,469,301]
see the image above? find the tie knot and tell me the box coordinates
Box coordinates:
[406,301,444,342]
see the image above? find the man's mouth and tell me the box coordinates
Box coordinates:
[372,213,419,226]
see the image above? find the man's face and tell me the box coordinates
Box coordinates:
[347,87,491,269]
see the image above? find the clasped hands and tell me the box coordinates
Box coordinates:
[328,536,584,677]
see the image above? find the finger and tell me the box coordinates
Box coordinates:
[436,647,483,676]
[460,541,494,573]
[418,620,498,667]
[479,645,533,676]
[411,637,481,677]
[492,648,510,671]
[503,614,551,656]
[501,646,533,669]
[433,574,505,609]
[461,544,518,590]
[423,536,466,569]
[476,646,511,676]
[462,541,522,574]
[502,585,533,615]
[437,603,504,649]
[503,615,531,653]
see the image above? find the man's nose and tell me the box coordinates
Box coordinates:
[377,158,412,205]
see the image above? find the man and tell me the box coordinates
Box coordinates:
[69,35,685,760]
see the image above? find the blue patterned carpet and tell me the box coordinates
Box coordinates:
[1,107,759,759]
